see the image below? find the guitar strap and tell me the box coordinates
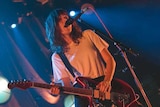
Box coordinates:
[57,51,76,78]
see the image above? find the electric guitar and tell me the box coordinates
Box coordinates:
[8,76,138,107]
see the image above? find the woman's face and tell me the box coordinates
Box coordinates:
[58,14,72,36]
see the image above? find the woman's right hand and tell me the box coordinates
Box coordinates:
[50,82,60,95]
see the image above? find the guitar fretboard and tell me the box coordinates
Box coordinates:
[33,82,93,97]
[33,82,52,89]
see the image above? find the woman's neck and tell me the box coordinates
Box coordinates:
[64,35,73,45]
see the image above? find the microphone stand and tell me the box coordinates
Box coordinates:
[78,19,152,107]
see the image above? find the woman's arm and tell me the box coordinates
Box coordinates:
[101,48,116,83]
[96,48,116,100]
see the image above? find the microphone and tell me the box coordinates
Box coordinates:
[64,8,88,27]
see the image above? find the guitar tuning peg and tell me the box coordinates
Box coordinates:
[22,79,26,82]
[10,80,13,83]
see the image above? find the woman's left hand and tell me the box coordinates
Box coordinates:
[96,80,111,100]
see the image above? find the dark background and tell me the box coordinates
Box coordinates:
[0,0,160,107]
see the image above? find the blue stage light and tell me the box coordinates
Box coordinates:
[69,11,76,17]
[11,23,17,28]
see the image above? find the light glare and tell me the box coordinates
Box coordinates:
[0,77,11,104]
[69,11,76,17]
[11,24,17,28]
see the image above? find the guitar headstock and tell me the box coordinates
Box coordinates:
[8,80,32,90]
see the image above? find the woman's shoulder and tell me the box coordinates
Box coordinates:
[82,29,98,39]
[51,52,60,60]
[82,29,95,38]
[82,29,94,34]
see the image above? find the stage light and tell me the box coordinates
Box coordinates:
[69,11,76,17]
[11,23,17,28]
[0,76,11,104]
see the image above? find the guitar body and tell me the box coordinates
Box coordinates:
[76,76,138,107]
[111,78,138,107]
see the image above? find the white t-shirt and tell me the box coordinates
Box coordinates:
[52,29,109,84]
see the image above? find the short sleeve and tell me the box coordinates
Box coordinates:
[51,53,70,83]
[82,29,109,52]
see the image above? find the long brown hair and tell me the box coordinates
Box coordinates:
[45,8,82,52]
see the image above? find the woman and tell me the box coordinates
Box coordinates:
[45,8,116,107]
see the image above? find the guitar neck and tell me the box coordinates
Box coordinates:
[33,82,93,97]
